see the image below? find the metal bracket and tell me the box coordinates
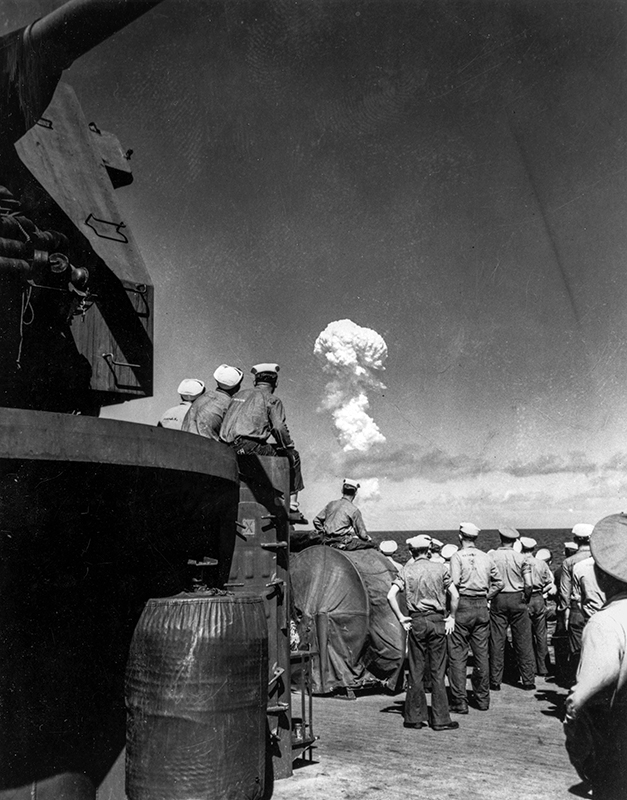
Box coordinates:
[85,214,128,243]
[102,352,141,369]
[260,541,287,550]
[36,118,53,129]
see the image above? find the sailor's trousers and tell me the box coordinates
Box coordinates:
[447,595,490,709]
[405,611,452,727]
[489,591,535,686]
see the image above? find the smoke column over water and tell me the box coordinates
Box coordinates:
[314,319,388,452]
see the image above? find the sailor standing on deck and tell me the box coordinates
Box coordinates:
[447,522,503,713]
[388,534,460,731]
[158,378,205,429]
[564,512,627,800]
[182,364,243,440]
[520,537,554,677]
[489,526,535,691]
[559,524,594,685]
[553,540,579,685]
[313,479,373,551]
[219,363,305,522]
[379,540,403,571]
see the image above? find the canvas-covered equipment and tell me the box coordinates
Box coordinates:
[291,546,405,694]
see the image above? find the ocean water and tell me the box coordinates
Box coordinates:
[370,529,572,569]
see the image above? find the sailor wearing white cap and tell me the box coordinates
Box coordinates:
[379,540,403,572]
[489,526,535,691]
[558,524,594,685]
[158,378,206,430]
[388,535,460,731]
[313,479,373,551]
[430,538,445,563]
[182,364,244,441]
[447,522,503,712]
[564,512,627,799]
[220,363,305,521]
[520,537,554,677]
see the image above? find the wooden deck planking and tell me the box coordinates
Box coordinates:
[273,677,580,800]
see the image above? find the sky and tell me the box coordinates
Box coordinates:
[4,0,627,530]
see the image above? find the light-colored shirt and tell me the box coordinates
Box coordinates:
[181,389,232,440]
[491,547,532,592]
[220,384,294,447]
[573,557,606,620]
[569,593,627,714]
[559,547,592,612]
[393,557,451,614]
[526,554,555,595]
[313,497,367,544]
[450,546,504,599]
[158,401,191,430]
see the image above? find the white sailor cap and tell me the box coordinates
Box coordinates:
[520,536,537,551]
[213,364,243,389]
[431,538,444,549]
[441,544,459,560]
[535,548,552,562]
[498,526,520,540]
[564,541,578,553]
[513,539,522,552]
[459,522,481,537]
[572,523,594,540]
[177,378,205,397]
[406,534,432,550]
[343,478,360,490]
[379,540,398,555]
[251,363,280,375]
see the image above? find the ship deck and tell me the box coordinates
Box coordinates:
[276,676,583,800]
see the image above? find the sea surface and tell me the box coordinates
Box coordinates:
[370,529,572,569]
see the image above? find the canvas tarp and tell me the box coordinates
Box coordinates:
[291,546,405,694]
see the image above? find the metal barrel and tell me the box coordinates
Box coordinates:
[125,593,268,800]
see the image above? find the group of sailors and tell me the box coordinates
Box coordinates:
[157,362,306,522]
[376,515,626,800]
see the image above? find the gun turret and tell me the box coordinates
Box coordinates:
[0,0,164,414]
[2,0,165,146]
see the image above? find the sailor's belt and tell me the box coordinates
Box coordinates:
[410,609,444,616]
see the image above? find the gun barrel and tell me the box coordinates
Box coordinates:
[28,0,166,71]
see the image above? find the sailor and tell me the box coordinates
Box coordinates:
[313,479,373,551]
[448,522,504,713]
[430,538,445,563]
[379,540,403,571]
[488,526,535,691]
[520,536,554,678]
[572,553,606,623]
[220,363,305,522]
[553,540,579,686]
[182,364,243,440]
[158,378,205,430]
[440,543,459,567]
[558,523,594,684]
[564,512,627,800]
[388,534,459,731]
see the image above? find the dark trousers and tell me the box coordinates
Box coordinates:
[528,593,549,676]
[405,611,451,727]
[567,603,586,685]
[489,591,535,686]
[231,437,304,493]
[447,596,490,709]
